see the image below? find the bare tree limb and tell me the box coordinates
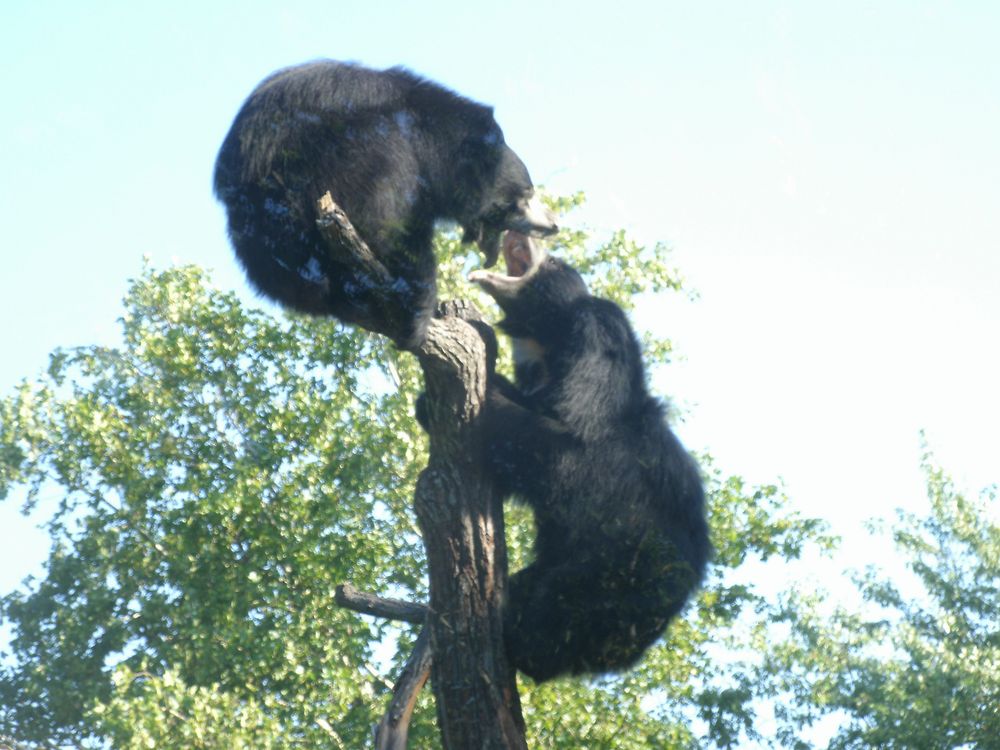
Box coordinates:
[331,586,433,748]
[314,191,412,343]
[315,191,392,285]
[334,583,427,625]
[374,627,434,750]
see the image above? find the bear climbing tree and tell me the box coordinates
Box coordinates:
[213,59,553,748]
[214,61,707,749]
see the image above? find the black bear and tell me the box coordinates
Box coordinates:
[471,233,710,682]
[214,60,557,349]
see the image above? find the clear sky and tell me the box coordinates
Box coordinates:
[2,1,998,607]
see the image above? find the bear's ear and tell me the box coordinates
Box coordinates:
[463,104,499,140]
[474,103,495,122]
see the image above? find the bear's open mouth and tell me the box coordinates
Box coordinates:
[469,231,546,299]
[502,231,536,277]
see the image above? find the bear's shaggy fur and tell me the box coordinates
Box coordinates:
[215,61,556,348]
[472,234,710,682]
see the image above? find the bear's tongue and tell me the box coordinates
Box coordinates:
[502,231,534,277]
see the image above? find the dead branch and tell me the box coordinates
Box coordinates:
[334,583,427,625]
[374,627,434,750]
[315,191,392,285]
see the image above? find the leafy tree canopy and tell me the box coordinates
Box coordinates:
[1,196,835,748]
[761,455,1000,749]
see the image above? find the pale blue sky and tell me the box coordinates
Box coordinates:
[2,0,998,613]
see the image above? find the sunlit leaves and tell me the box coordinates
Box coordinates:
[761,458,1000,748]
[0,197,836,748]
[0,263,416,747]
[91,666,296,750]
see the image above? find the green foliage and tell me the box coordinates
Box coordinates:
[0,263,421,747]
[91,666,291,750]
[761,456,1000,749]
[0,198,832,748]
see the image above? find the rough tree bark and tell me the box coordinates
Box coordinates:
[413,304,527,749]
[318,194,527,749]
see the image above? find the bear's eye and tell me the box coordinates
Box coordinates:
[481,202,516,225]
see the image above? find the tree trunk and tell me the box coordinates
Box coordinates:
[414,306,527,750]
[315,194,525,746]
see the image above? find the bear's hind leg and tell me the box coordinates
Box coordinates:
[504,558,614,682]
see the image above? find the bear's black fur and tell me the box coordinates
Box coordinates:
[471,233,710,683]
[214,60,557,349]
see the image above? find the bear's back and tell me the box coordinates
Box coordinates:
[251,61,415,118]
[216,62,418,188]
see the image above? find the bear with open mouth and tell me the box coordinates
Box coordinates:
[470,232,710,682]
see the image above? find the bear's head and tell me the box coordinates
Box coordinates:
[454,117,558,266]
[469,232,587,320]
[470,232,589,392]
